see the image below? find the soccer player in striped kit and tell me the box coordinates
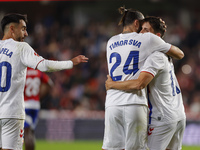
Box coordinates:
[105,16,186,150]
[24,67,53,150]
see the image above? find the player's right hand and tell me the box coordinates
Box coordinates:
[71,55,89,65]
[105,75,113,91]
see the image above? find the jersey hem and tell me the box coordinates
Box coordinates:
[105,103,148,108]
[0,116,25,120]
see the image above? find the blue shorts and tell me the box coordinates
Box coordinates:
[24,109,39,130]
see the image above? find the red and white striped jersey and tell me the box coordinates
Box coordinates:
[24,67,52,109]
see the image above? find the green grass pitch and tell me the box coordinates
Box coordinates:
[29,140,200,150]
[30,140,102,150]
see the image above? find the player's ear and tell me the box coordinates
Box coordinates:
[134,20,139,27]
[134,20,140,31]
[9,24,15,33]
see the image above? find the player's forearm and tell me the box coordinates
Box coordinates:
[36,59,73,72]
[107,72,153,91]
[166,45,184,60]
[109,80,145,91]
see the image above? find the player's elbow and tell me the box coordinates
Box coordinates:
[174,49,184,60]
[169,46,185,60]
[136,83,146,90]
[178,51,184,60]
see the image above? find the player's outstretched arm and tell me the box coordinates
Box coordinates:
[166,45,184,60]
[36,55,88,72]
[105,72,153,91]
[71,55,89,65]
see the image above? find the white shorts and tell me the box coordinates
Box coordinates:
[0,119,24,150]
[147,119,186,150]
[102,105,149,150]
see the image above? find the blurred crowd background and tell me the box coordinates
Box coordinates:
[0,0,200,120]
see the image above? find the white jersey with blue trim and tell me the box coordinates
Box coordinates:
[141,51,186,126]
[0,39,44,119]
[106,32,171,108]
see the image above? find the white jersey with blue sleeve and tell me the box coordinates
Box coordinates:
[106,32,171,108]
[141,51,186,126]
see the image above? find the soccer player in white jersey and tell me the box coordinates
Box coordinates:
[102,7,184,150]
[105,16,186,150]
[0,13,88,150]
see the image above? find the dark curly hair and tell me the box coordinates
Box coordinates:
[141,16,167,38]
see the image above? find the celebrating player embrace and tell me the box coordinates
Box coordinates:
[102,6,184,150]
[105,16,186,150]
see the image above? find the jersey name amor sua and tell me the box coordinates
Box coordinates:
[109,39,142,50]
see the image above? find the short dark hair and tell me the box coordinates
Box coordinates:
[1,13,28,33]
[142,16,167,38]
[118,6,144,27]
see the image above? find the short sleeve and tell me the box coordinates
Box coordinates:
[20,42,44,69]
[141,51,165,76]
[149,33,171,53]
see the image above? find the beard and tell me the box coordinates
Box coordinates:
[16,37,24,42]
[137,26,142,33]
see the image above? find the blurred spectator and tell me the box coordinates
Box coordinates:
[190,92,200,115]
